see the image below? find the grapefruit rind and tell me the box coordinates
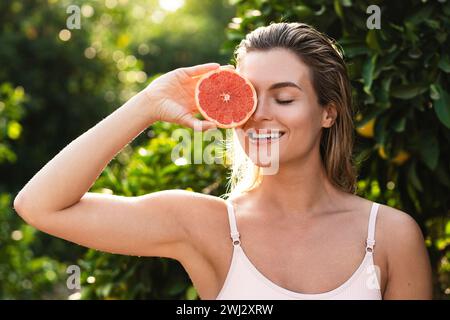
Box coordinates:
[194,67,257,129]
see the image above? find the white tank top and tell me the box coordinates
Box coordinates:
[216,200,382,300]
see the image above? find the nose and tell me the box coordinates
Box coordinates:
[249,96,273,123]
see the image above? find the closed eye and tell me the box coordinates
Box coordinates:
[276,99,294,105]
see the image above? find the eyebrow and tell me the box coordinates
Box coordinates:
[268,81,303,92]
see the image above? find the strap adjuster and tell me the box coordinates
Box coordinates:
[230,232,240,246]
[366,239,375,252]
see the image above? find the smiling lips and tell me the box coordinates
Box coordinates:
[247,129,286,142]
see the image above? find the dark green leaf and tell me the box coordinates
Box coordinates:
[408,161,423,191]
[374,113,390,145]
[391,84,428,99]
[405,5,433,25]
[418,132,440,170]
[366,30,381,52]
[363,55,377,95]
[343,45,370,58]
[438,55,450,73]
[393,117,406,132]
[433,84,450,128]
[293,5,313,18]
[430,84,440,100]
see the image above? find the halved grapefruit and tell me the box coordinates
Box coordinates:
[195,67,257,128]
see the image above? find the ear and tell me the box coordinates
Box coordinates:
[321,103,337,128]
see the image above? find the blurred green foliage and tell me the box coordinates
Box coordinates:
[0,81,66,298]
[0,192,67,299]
[0,83,26,168]
[0,0,234,299]
[1,0,449,300]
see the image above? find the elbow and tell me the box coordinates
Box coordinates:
[13,192,26,214]
[13,192,41,227]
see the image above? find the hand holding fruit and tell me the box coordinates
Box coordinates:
[143,63,223,131]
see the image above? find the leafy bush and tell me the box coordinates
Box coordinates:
[1,0,235,299]
[0,83,67,299]
[0,83,26,167]
[0,193,68,299]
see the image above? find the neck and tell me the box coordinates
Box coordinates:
[249,147,345,219]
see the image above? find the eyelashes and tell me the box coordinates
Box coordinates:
[276,99,294,105]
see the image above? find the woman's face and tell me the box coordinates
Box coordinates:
[235,48,335,168]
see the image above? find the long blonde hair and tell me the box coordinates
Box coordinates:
[223,22,357,200]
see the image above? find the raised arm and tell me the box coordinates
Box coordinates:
[13,63,222,259]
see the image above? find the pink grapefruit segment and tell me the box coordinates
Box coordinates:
[195,67,257,128]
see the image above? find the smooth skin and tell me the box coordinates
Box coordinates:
[14,52,433,299]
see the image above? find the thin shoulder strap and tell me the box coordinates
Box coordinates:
[225,199,241,246]
[366,202,380,253]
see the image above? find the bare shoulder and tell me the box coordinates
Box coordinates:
[375,203,433,299]
[376,204,426,249]
[375,203,427,266]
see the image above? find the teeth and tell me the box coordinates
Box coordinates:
[248,132,284,139]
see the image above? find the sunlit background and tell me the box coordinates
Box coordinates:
[0,0,449,300]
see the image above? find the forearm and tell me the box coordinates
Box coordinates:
[14,90,158,213]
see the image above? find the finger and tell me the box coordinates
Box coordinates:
[178,113,217,131]
[220,64,235,71]
[193,120,218,132]
[191,64,236,81]
[180,63,220,77]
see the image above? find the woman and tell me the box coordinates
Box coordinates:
[14,22,432,300]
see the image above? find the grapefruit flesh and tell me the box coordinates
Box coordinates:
[195,68,257,128]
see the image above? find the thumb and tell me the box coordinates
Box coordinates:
[180,63,220,78]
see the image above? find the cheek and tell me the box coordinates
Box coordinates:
[284,100,321,133]
[283,101,324,153]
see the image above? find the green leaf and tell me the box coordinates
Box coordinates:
[334,0,343,18]
[433,84,450,129]
[430,84,440,100]
[293,5,313,18]
[405,5,434,25]
[435,161,450,187]
[391,84,428,99]
[393,117,406,132]
[343,45,369,58]
[363,55,377,94]
[408,161,423,191]
[185,285,198,300]
[438,55,450,73]
[366,30,381,52]
[341,0,352,6]
[424,19,440,30]
[418,132,440,170]
[377,77,392,108]
[374,113,390,145]
[167,279,187,295]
